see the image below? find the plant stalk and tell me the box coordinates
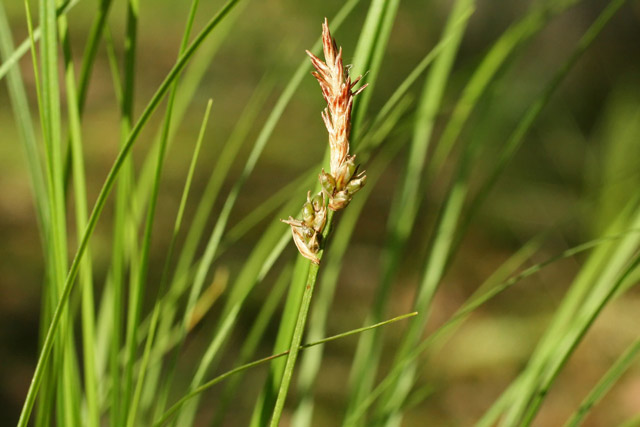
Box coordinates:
[269,210,335,426]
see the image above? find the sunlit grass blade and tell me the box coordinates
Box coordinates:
[350,0,400,141]
[60,0,113,194]
[121,0,203,422]
[620,414,640,427]
[21,3,56,424]
[127,99,212,427]
[0,2,49,238]
[345,1,474,422]
[111,1,140,424]
[514,214,640,425]
[77,0,113,111]
[211,264,293,426]
[55,3,100,424]
[155,312,418,427]
[480,198,640,424]
[131,1,246,224]
[291,137,407,427]
[17,1,242,424]
[565,337,640,427]
[428,0,581,177]
[35,0,77,424]
[345,228,640,424]
[0,0,77,81]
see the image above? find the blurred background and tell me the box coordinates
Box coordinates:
[1,0,639,425]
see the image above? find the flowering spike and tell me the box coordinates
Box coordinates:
[283,18,370,264]
[306,18,368,211]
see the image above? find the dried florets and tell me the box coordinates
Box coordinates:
[283,18,369,263]
[306,18,367,211]
[281,191,327,264]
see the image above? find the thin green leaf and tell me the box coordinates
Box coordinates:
[0,0,77,81]
[155,312,418,427]
[127,99,212,427]
[345,1,474,422]
[565,338,640,427]
[346,229,640,424]
[17,1,242,424]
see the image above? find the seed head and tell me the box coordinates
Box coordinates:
[306,18,367,179]
[282,18,370,264]
[280,190,327,265]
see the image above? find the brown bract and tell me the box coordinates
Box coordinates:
[305,18,367,178]
[282,18,368,264]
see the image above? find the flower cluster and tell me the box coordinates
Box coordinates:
[281,191,327,265]
[282,18,367,264]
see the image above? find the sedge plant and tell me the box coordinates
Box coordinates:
[3,1,639,426]
[273,18,369,426]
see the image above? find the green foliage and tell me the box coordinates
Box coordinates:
[1,0,638,426]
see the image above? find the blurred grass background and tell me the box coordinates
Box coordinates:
[1,0,639,425]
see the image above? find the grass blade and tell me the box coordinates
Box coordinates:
[169,3,363,423]
[121,0,203,422]
[345,229,640,424]
[350,0,400,142]
[428,0,581,177]
[155,312,418,427]
[56,3,99,424]
[565,338,640,427]
[269,210,336,426]
[291,135,407,427]
[0,0,77,81]
[0,2,49,239]
[344,1,474,422]
[127,99,212,427]
[211,263,294,426]
[17,1,242,424]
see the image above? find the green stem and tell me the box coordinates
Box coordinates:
[269,210,335,426]
[155,311,417,426]
[16,2,240,425]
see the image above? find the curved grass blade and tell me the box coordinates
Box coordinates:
[0,0,77,81]
[17,1,242,424]
[168,3,363,424]
[0,2,49,240]
[127,99,212,427]
[490,2,634,424]
[130,79,273,413]
[428,0,581,177]
[130,0,247,224]
[345,229,640,424]
[565,337,640,427]
[619,414,640,427]
[291,136,407,427]
[36,0,77,423]
[121,0,204,422]
[56,4,101,424]
[155,312,417,427]
[349,0,400,142]
[210,263,293,426]
[344,2,474,422]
